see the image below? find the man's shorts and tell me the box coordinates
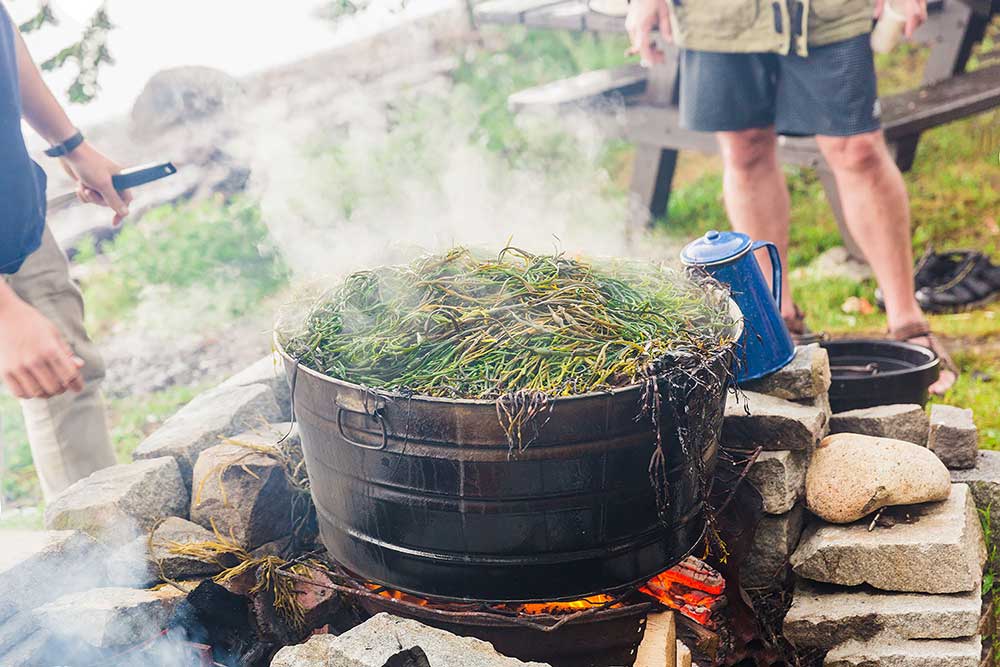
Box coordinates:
[679,34,881,137]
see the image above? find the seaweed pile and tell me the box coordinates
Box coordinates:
[279,246,736,401]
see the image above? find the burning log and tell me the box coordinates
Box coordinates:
[640,556,726,629]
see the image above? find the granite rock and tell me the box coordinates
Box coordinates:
[44,458,188,543]
[744,344,831,401]
[0,530,106,623]
[823,637,980,667]
[218,354,293,422]
[723,391,827,451]
[148,517,224,581]
[792,484,986,594]
[33,587,185,649]
[951,450,1000,555]
[805,433,951,524]
[270,613,550,666]
[190,440,295,549]
[746,450,807,515]
[743,504,805,590]
[928,405,978,470]
[784,579,981,649]
[130,66,243,137]
[133,382,283,485]
[829,404,929,447]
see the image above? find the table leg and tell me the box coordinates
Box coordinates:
[628,48,680,230]
[629,146,678,229]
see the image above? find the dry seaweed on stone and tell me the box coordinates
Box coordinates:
[278,246,736,401]
[189,427,317,553]
[166,523,328,632]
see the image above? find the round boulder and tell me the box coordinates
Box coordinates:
[806,433,951,524]
[130,66,243,137]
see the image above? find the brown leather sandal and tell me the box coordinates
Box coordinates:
[890,321,959,389]
[784,304,826,345]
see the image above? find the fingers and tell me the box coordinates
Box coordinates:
[3,372,28,400]
[4,348,85,400]
[638,30,664,66]
[29,358,64,397]
[77,185,99,205]
[95,181,130,220]
[13,367,45,399]
[904,0,927,37]
[658,11,673,44]
[874,0,885,18]
[47,354,85,394]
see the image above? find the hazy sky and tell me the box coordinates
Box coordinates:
[9,0,447,131]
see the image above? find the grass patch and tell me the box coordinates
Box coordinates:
[0,384,204,508]
[75,197,289,336]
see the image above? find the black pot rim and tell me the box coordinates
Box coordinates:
[821,338,940,379]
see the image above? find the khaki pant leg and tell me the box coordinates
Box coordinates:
[5,226,115,500]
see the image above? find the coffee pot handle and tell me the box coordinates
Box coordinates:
[751,240,782,307]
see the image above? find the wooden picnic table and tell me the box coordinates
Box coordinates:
[475,0,1000,258]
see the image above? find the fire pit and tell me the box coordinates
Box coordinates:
[357,589,651,667]
[294,555,727,667]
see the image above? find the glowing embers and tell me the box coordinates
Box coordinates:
[639,556,726,628]
[365,555,725,627]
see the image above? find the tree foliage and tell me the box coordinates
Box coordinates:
[17,2,115,104]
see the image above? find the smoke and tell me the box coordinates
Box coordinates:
[239,12,681,290]
[1,518,205,666]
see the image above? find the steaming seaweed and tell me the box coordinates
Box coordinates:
[279,246,735,402]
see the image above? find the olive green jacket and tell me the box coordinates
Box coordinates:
[668,0,874,56]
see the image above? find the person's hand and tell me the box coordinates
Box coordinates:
[626,0,672,66]
[875,0,928,38]
[60,142,133,227]
[0,297,84,399]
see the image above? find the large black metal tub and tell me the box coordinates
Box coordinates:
[279,338,735,602]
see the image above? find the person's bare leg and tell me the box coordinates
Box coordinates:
[816,130,955,393]
[717,128,796,320]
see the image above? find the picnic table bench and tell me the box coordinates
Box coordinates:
[476,0,1000,258]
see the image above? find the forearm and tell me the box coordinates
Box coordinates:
[11,23,75,144]
[0,280,25,313]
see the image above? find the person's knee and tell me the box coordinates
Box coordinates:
[821,132,887,174]
[719,128,778,172]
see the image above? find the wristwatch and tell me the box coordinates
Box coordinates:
[44,130,85,158]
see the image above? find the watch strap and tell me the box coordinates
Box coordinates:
[44,130,85,158]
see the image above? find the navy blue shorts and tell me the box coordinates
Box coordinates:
[679,34,881,137]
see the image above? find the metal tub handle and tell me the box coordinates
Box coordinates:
[335,397,388,451]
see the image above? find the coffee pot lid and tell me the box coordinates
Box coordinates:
[680,230,752,266]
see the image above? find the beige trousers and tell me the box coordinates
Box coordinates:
[5,226,115,500]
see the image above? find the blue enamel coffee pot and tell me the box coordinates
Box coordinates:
[681,230,795,382]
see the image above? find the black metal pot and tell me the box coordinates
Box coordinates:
[278,333,735,602]
[823,339,940,413]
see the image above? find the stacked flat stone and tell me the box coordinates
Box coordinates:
[0,354,300,665]
[735,344,831,590]
[785,483,986,667]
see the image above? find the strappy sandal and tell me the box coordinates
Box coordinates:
[875,247,977,310]
[890,321,959,393]
[916,252,1000,314]
[783,304,826,345]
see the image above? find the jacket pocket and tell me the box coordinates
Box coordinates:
[673,0,761,39]
[810,0,870,21]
